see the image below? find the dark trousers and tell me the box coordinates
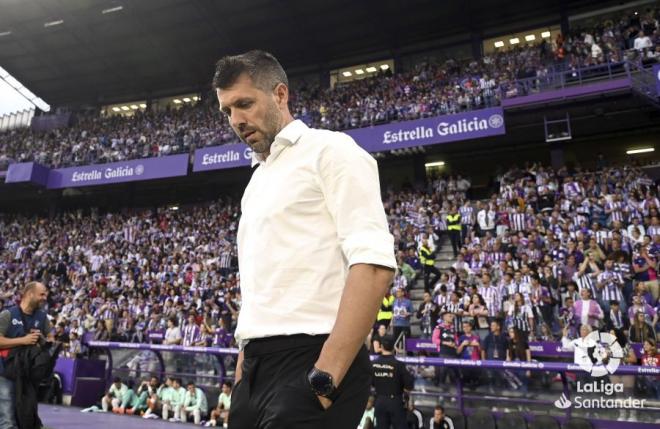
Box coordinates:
[423,265,441,292]
[374,396,407,429]
[448,229,461,257]
[229,334,371,429]
[392,326,411,344]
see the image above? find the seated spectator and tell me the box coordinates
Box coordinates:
[429,405,454,429]
[181,381,208,425]
[206,380,232,427]
[164,378,187,422]
[101,377,128,412]
[143,376,167,419]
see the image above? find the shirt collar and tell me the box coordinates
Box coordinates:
[251,119,307,167]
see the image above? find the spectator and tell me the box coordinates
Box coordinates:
[416,291,439,339]
[506,327,532,392]
[639,338,659,399]
[634,31,654,50]
[629,310,657,343]
[181,381,208,425]
[101,377,128,412]
[206,381,232,427]
[429,405,454,429]
[143,376,166,419]
[392,287,414,341]
[164,378,186,422]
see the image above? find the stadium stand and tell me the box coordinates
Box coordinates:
[1,1,660,428]
[0,4,657,170]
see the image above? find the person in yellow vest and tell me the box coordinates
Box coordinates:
[376,292,394,329]
[419,239,440,293]
[447,205,462,257]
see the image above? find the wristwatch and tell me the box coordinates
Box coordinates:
[307,367,338,401]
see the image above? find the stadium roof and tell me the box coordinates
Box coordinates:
[0,0,615,106]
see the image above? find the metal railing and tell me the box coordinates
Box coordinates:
[83,340,660,424]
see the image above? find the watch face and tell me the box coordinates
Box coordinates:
[309,369,334,396]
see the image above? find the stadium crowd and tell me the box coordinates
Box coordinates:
[1,6,657,171]
[1,158,660,424]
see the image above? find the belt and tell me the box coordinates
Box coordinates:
[244,334,329,358]
[377,394,403,399]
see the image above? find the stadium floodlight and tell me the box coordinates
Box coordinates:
[342,71,352,77]
[425,161,445,168]
[0,31,11,37]
[173,99,182,104]
[494,41,504,48]
[380,64,389,70]
[120,106,129,111]
[112,107,121,112]
[183,97,191,102]
[130,105,138,110]
[366,67,377,73]
[192,96,199,101]
[170,205,179,211]
[509,38,520,45]
[525,34,536,42]
[101,6,124,14]
[541,31,551,38]
[355,69,364,75]
[626,148,654,155]
[44,20,64,28]
[139,103,147,108]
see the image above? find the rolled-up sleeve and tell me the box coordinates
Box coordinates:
[318,133,396,270]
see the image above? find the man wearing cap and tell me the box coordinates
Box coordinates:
[371,337,414,429]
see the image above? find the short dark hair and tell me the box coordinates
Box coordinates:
[212,50,288,92]
[435,404,445,413]
[222,380,233,389]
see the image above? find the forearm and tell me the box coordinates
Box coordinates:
[315,263,393,385]
[0,336,24,349]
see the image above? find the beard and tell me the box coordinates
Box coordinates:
[238,102,282,154]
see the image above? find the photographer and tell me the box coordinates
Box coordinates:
[0,282,52,429]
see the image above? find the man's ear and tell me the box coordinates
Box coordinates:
[273,83,289,108]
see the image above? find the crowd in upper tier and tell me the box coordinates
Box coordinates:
[0,6,657,171]
[1,163,659,356]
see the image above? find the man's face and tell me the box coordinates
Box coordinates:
[28,284,48,310]
[222,384,231,395]
[434,409,444,420]
[217,74,284,156]
[580,288,590,300]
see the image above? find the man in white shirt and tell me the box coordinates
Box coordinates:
[634,31,653,51]
[163,317,182,345]
[213,50,396,428]
[477,202,495,237]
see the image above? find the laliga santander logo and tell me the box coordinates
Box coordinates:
[554,393,572,409]
[575,331,623,378]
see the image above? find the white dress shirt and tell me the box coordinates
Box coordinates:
[235,120,396,345]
